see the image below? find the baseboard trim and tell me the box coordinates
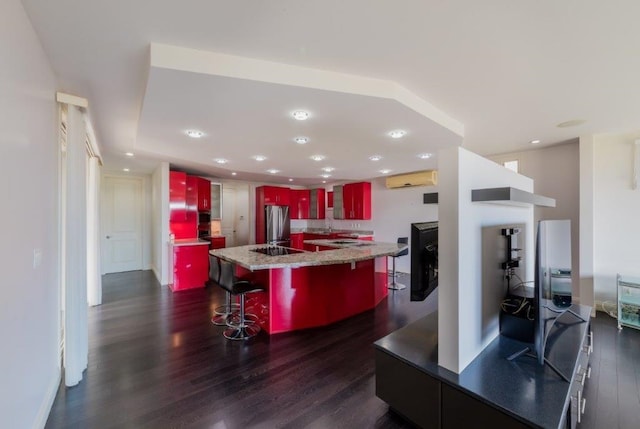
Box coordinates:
[34,368,61,429]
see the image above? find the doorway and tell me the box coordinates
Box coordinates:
[101,176,143,273]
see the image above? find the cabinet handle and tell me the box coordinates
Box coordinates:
[577,390,582,423]
[581,397,587,415]
[587,365,592,379]
[589,331,594,354]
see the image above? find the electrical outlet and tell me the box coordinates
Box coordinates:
[33,248,42,268]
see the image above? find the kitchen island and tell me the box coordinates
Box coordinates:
[211,240,406,334]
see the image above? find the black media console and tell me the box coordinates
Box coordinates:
[375,305,592,429]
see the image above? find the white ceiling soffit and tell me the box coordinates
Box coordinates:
[150,44,465,137]
[137,44,463,184]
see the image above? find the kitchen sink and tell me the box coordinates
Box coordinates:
[332,240,358,244]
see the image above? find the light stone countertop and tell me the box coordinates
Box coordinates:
[210,240,406,271]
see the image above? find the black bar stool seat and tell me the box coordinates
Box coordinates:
[217,259,265,340]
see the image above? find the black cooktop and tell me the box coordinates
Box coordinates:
[251,246,305,256]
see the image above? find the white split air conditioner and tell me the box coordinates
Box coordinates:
[385,170,438,189]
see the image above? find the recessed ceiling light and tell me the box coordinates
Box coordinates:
[379,169,392,174]
[369,155,383,161]
[321,167,335,172]
[530,139,541,145]
[288,178,294,182]
[310,155,325,162]
[418,153,433,159]
[185,130,204,138]
[123,168,130,172]
[253,155,267,161]
[557,119,586,128]
[388,130,406,139]
[294,137,309,144]
[322,180,327,184]
[292,110,310,121]
[267,169,280,174]
[125,152,134,157]
[321,174,331,178]
[231,172,237,176]
[214,158,228,164]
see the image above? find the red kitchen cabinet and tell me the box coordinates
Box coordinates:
[327,191,334,208]
[343,182,371,220]
[309,188,325,219]
[261,186,290,206]
[186,175,198,213]
[290,232,304,250]
[197,177,211,212]
[290,189,310,219]
[171,244,209,291]
[208,236,226,250]
[169,171,187,222]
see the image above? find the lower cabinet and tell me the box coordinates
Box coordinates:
[171,244,209,291]
[208,236,226,250]
[290,233,304,250]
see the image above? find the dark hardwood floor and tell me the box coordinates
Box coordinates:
[46,271,433,429]
[46,271,640,429]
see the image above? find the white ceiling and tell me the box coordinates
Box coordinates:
[21,0,640,182]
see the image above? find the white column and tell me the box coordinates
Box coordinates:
[578,135,596,315]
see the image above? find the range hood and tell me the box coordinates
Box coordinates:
[471,187,556,207]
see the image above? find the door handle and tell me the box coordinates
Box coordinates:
[106,236,111,239]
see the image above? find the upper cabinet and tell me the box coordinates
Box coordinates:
[186,175,198,212]
[210,182,222,219]
[335,182,371,220]
[260,186,290,206]
[169,171,187,222]
[197,177,211,212]
[309,188,326,219]
[289,188,325,219]
[290,189,310,219]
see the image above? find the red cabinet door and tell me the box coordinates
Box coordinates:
[290,189,310,219]
[290,232,304,250]
[209,236,226,249]
[169,171,187,222]
[172,244,209,291]
[186,175,198,213]
[262,186,291,205]
[327,191,334,208]
[197,177,211,212]
[343,182,371,220]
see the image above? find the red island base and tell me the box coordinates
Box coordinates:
[238,258,389,334]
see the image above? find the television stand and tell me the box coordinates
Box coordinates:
[375,304,592,428]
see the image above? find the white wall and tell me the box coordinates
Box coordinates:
[489,142,581,301]
[591,132,640,304]
[438,147,534,374]
[0,0,60,426]
[151,162,170,285]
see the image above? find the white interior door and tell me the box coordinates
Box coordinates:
[222,187,236,247]
[102,176,143,273]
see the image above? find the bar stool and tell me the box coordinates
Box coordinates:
[217,259,265,340]
[209,255,239,326]
[388,237,409,290]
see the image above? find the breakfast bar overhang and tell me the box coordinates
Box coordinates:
[211,240,407,334]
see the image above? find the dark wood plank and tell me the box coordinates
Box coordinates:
[46,271,435,428]
[45,271,640,429]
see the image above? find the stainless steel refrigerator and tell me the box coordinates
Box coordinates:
[265,205,290,246]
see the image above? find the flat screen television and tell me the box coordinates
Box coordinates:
[410,222,438,301]
[508,220,586,381]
